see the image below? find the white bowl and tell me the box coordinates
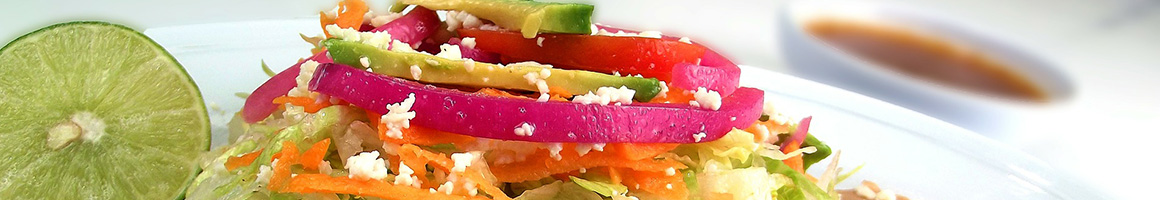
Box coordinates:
[778,0,1075,135]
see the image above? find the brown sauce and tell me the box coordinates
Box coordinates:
[805,18,1049,102]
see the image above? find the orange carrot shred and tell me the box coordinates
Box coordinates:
[379,125,477,147]
[489,145,686,183]
[607,167,623,185]
[782,142,805,174]
[283,174,490,200]
[269,141,301,191]
[334,0,368,29]
[300,139,332,171]
[225,149,263,171]
[319,11,336,38]
[621,169,689,200]
[398,144,512,200]
[612,143,680,161]
[272,96,332,113]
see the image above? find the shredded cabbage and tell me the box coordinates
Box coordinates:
[514,181,603,200]
[696,167,789,200]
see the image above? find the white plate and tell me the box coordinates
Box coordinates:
[145,20,1107,200]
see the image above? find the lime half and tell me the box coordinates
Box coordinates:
[0,22,209,199]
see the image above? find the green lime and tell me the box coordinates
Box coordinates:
[0,21,210,199]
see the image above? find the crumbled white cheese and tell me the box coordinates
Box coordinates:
[514,122,535,137]
[592,143,606,151]
[359,56,371,68]
[479,24,503,31]
[537,93,550,102]
[394,162,421,187]
[665,184,674,189]
[535,81,549,95]
[665,167,677,176]
[523,72,541,85]
[410,65,423,80]
[289,60,322,98]
[463,59,476,72]
[547,143,564,160]
[638,31,663,39]
[762,101,777,116]
[536,37,545,47]
[381,93,418,139]
[690,87,723,110]
[435,44,463,60]
[657,81,670,99]
[346,151,390,181]
[539,68,552,78]
[507,61,554,68]
[693,132,707,142]
[325,24,394,49]
[437,181,456,195]
[256,165,273,184]
[678,37,692,44]
[575,144,594,156]
[596,86,636,105]
[430,188,438,194]
[446,11,484,31]
[390,39,416,52]
[460,37,477,49]
[450,152,475,173]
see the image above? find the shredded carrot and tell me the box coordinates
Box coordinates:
[398,145,512,200]
[607,167,623,185]
[612,143,680,161]
[300,139,332,171]
[648,85,695,104]
[395,146,431,188]
[272,96,332,113]
[283,174,490,200]
[366,110,382,130]
[476,88,525,98]
[782,141,805,174]
[547,86,574,98]
[621,169,689,200]
[269,141,301,191]
[225,149,263,171]
[320,12,336,37]
[745,119,793,143]
[488,144,686,183]
[335,0,368,29]
[378,123,477,147]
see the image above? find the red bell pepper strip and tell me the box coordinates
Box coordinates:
[457,28,706,81]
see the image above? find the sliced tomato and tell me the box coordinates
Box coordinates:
[458,29,706,81]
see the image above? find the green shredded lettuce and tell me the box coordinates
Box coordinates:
[800,135,832,170]
[261,60,276,77]
[763,157,835,200]
[514,181,603,200]
[569,176,628,197]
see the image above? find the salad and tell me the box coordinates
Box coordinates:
[188,0,897,199]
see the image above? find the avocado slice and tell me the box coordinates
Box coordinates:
[399,0,593,38]
[323,39,661,102]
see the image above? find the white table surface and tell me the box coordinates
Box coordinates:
[3,0,1157,199]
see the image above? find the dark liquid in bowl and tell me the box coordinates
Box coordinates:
[805,19,1049,102]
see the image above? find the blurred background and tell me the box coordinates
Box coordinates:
[2,0,1157,199]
